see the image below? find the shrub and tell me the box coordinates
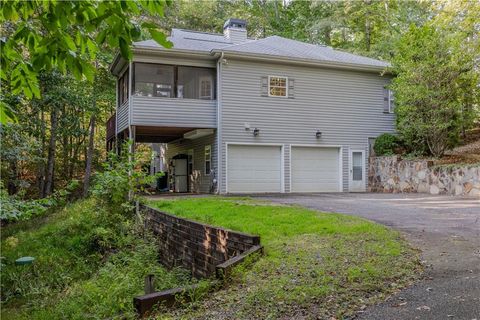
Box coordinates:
[91,140,161,213]
[0,180,79,222]
[373,133,400,156]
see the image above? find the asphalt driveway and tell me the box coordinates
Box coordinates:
[257,193,480,320]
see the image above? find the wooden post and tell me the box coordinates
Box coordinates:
[128,126,136,201]
[144,274,155,294]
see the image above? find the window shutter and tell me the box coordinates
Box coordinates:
[288,78,295,99]
[261,76,268,96]
[383,87,389,113]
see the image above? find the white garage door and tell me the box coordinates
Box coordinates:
[291,147,340,192]
[227,145,282,193]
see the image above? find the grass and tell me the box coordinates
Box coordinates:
[149,197,421,319]
[1,199,196,320]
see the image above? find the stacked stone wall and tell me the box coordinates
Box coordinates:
[368,156,480,197]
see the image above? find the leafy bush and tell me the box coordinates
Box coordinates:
[391,24,479,157]
[91,140,160,213]
[373,133,400,156]
[0,180,79,222]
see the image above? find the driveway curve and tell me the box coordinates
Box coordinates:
[257,193,480,320]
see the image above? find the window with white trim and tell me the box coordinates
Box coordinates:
[388,89,395,113]
[204,145,211,175]
[268,76,288,97]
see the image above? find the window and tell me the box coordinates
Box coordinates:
[204,145,211,175]
[384,87,395,113]
[388,89,395,113]
[134,63,174,97]
[133,63,216,100]
[352,152,363,181]
[268,76,287,97]
[118,68,129,105]
[187,149,194,174]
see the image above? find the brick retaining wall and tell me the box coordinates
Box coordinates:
[140,204,261,278]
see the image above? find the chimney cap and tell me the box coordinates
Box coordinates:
[223,18,247,30]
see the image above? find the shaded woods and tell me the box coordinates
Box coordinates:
[1,61,114,198]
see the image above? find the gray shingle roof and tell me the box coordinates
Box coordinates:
[133,29,388,68]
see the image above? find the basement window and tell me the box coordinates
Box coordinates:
[268,76,287,97]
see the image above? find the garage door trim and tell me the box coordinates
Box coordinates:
[289,144,343,192]
[226,142,284,193]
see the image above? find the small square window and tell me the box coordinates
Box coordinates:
[268,76,287,97]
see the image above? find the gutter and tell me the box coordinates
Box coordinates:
[210,49,390,74]
[133,46,217,60]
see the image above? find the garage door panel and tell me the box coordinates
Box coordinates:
[291,147,340,192]
[227,145,282,193]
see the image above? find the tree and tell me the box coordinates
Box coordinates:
[0,0,172,123]
[391,23,478,157]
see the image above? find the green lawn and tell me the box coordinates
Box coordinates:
[150,197,421,319]
[1,199,195,320]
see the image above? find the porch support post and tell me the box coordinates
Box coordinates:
[128,125,136,201]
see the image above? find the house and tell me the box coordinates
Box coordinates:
[107,18,395,194]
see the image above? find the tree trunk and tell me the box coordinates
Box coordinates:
[364,0,372,52]
[83,115,96,197]
[44,110,58,196]
[38,110,46,197]
[7,161,18,195]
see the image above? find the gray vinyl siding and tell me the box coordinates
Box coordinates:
[165,133,217,193]
[218,59,394,193]
[117,100,129,133]
[131,96,216,128]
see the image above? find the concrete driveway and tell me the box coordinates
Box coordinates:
[257,193,480,320]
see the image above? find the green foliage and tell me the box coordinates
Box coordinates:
[0,123,42,192]
[373,133,400,156]
[91,141,160,212]
[0,180,79,222]
[0,0,172,123]
[391,22,479,157]
[151,197,420,319]
[1,198,193,319]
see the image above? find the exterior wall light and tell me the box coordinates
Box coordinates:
[316,130,322,139]
[253,128,260,136]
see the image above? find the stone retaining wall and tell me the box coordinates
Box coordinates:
[140,204,260,278]
[368,156,480,197]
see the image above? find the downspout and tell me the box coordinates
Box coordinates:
[215,52,224,194]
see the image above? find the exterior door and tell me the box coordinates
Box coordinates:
[173,158,188,192]
[349,150,365,192]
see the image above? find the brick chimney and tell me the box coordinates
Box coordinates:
[223,18,247,44]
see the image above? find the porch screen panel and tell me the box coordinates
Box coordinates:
[134,63,174,98]
[177,67,216,100]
